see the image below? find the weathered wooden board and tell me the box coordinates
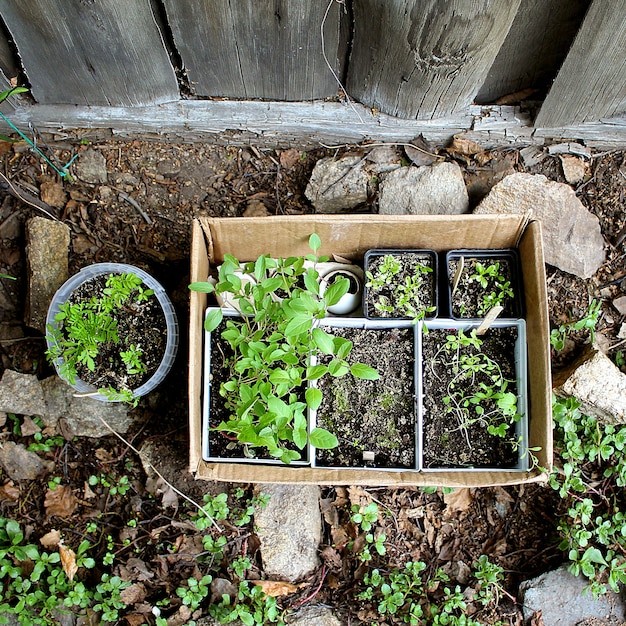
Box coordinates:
[535,0,626,128]
[346,0,521,119]
[6,101,626,150]
[0,0,179,106]
[162,0,343,100]
[475,0,589,104]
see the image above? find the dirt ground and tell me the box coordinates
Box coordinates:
[0,134,625,624]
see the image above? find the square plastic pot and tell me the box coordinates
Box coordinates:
[445,249,524,320]
[363,249,438,321]
[417,318,528,472]
[308,316,418,471]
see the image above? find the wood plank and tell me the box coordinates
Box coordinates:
[0,0,179,106]
[346,0,521,119]
[5,101,626,150]
[535,0,626,128]
[475,0,589,104]
[161,0,343,100]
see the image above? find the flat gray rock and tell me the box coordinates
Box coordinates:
[73,149,107,184]
[41,376,132,437]
[0,370,132,437]
[520,565,626,625]
[305,156,369,212]
[287,604,343,625]
[0,369,46,416]
[254,484,321,583]
[553,344,626,425]
[378,161,469,215]
[0,441,51,481]
[474,173,605,279]
[25,217,70,332]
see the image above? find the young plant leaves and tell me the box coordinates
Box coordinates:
[350,363,380,380]
[204,308,223,332]
[310,427,338,449]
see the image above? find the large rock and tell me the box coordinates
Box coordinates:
[0,441,51,481]
[519,565,626,625]
[41,376,132,437]
[379,161,469,215]
[0,370,46,416]
[74,149,107,184]
[254,484,321,582]
[305,156,370,212]
[0,370,132,437]
[474,173,605,279]
[553,344,626,425]
[26,217,70,332]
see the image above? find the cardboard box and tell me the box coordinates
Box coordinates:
[189,215,552,487]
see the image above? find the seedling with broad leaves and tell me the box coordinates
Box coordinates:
[189,234,379,464]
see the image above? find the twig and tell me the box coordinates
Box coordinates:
[119,191,153,224]
[291,564,327,609]
[94,413,222,532]
[0,171,59,220]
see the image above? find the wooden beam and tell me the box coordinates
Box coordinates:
[0,0,179,106]
[347,0,521,119]
[535,0,626,128]
[4,101,626,149]
[475,0,589,104]
[161,0,343,101]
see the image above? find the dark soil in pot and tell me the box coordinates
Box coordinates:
[315,326,416,469]
[421,326,520,469]
[364,252,437,320]
[448,255,519,319]
[66,274,167,392]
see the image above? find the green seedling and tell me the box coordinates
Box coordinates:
[189,234,379,464]
[429,329,521,450]
[46,272,155,406]
[468,261,514,316]
[550,299,602,351]
[365,254,435,322]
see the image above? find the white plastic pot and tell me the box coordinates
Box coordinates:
[46,263,179,402]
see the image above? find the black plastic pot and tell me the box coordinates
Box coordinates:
[445,249,523,320]
[363,249,438,321]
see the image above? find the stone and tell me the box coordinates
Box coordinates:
[474,173,605,279]
[74,149,107,184]
[612,295,626,316]
[305,156,369,212]
[25,217,70,332]
[560,155,587,185]
[39,181,67,208]
[553,344,626,425]
[378,161,469,216]
[254,484,321,582]
[287,604,343,625]
[0,441,50,481]
[0,370,46,416]
[40,376,132,437]
[519,565,626,625]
